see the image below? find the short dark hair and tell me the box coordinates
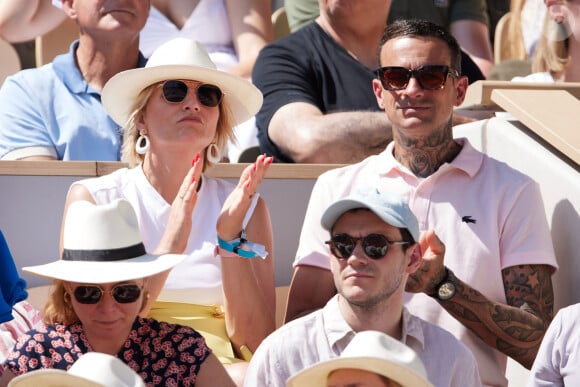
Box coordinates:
[399,227,416,252]
[378,19,462,73]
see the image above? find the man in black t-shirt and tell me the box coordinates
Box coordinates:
[252,1,484,163]
[253,1,393,163]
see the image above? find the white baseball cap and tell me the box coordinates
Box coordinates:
[321,187,419,242]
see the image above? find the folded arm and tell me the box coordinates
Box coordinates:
[269,102,392,163]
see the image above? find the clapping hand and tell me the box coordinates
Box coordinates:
[155,153,203,254]
[217,154,273,240]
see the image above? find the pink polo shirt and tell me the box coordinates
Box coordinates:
[295,138,557,387]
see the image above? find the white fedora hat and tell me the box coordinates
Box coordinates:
[8,352,145,387]
[102,37,263,127]
[286,331,433,387]
[23,199,185,284]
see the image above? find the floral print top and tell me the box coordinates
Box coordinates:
[3,317,211,386]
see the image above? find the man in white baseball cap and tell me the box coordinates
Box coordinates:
[244,187,481,387]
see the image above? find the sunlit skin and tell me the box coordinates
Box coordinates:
[372,37,468,138]
[546,0,580,38]
[371,36,468,178]
[327,368,397,387]
[330,210,420,314]
[65,280,145,355]
[139,79,220,155]
[64,0,150,37]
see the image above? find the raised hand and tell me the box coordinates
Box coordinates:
[217,154,273,240]
[155,153,203,254]
[405,229,447,294]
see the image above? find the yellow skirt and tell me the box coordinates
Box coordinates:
[147,300,251,364]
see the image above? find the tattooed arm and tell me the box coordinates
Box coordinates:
[438,264,554,369]
[407,231,555,369]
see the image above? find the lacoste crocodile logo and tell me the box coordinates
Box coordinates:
[462,216,477,224]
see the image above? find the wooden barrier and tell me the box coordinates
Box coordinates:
[0,162,340,289]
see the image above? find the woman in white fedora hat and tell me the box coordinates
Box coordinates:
[0,199,236,387]
[59,37,275,380]
[286,330,433,387]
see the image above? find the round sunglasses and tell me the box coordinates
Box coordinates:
[161,80,223,107]
[72,284,142,305]
[375,65,459,91]
[325,233,410,260]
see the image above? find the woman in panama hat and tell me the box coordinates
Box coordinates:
[59,37,274,381]
[1,199,235,387]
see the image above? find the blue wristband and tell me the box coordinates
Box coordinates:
[217,235,259,259]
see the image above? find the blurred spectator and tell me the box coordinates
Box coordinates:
[0,0,274,162]
[512,0,580,82]
[284,0,492,77]
[0,0,148,161]
[0,230,42,372]
[526,303,580,387]
[387,0,494,77]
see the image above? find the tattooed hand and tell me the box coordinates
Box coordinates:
[406,229,447,294]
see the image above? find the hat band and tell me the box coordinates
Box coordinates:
[62,243,147,262]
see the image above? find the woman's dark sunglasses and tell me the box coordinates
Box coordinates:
[375,65,459,91]
[73,284,142,305]
[325,233,410,260]
[161,80,223,107]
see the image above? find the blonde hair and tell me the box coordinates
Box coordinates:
[43,280,79,325]
[532,4,571,75]
[121,82,236,170]
[503,0,528,61]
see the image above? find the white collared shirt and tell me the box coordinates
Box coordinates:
[244,295,481,387]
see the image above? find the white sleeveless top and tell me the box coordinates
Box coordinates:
[75,166,258,305]
[140,0,238,72]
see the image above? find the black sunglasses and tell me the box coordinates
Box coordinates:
[375,65,459,91]
[161,80,223,107]
[325,233,410,260]
[72,284,142,305]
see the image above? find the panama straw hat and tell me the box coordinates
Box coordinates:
[101,37,263,127]
[8,352,145,387]
[286,331,433,387]
[23,199,185,284]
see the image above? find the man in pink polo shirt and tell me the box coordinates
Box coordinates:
[285,19,557,387]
